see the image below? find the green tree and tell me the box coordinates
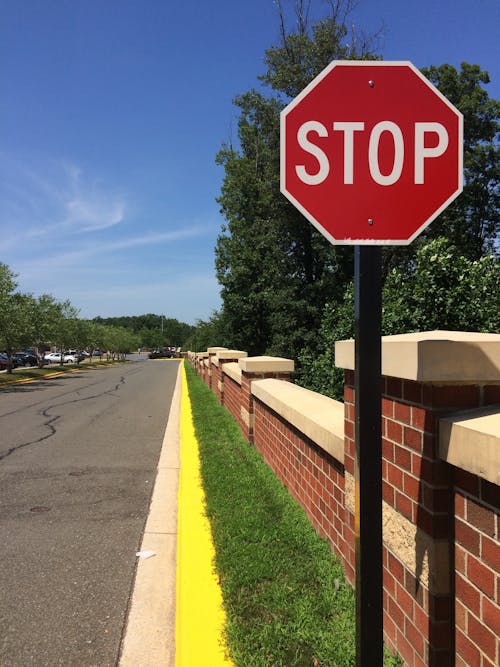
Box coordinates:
[382,63,499,276]
[0,264,36,372]
[382,238,499,334]
[185,311,227,352]
[298,238,499,400]
[215,2,377,358]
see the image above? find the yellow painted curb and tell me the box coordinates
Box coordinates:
[175,364,234,667]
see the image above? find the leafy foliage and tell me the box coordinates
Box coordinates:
[214,3,379,359]
[298,239,499,399]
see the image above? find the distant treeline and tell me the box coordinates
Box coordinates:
[93,314,194,349]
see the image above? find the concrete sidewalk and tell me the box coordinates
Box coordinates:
[119,363,181,666]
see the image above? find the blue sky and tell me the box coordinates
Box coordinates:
[1,0,498,325]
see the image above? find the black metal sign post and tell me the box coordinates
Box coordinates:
[354,245,383,667]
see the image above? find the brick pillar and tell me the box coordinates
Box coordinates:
[207,347,228,391]
[335,330,500,667]
[238,356,294,443]
[211,351,247,405]
[198,352,209,384]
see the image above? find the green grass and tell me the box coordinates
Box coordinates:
[185,362,401,667]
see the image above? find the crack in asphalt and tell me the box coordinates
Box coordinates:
[0,364,142,419]
[0,375,129,462]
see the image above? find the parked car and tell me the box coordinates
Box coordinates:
[0,354,8,370]
[44,352,78,364]
[12,352,38,367]
[0,353,21,369]
[149,348,173,359]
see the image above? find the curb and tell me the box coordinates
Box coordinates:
[175,364,234,666]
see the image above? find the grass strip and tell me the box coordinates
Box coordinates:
[184,362,401,667]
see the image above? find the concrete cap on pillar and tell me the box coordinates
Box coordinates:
[238,356,294,373]
[335,330,500,382]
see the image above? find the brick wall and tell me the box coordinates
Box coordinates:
[253,398,349,570]
[222,372,242,430]
[454,470,499,667]
[188,335,500,667]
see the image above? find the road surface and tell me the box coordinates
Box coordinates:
[0,357,180,666]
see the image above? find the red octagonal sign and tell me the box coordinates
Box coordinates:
[281,61,463,245]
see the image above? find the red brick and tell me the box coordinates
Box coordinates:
[456,628,480,667]
[388,551,404,582]
[403,472,420,500]
[482,596,500,639]
[455,491,466,518]
[394,444,411,469]
[468,613,496,658]
[455,543,466,575]
[405,617,425,656]
[456,573,481,616]
[387,594,405,628]
[455,599,467,631]
[482,535,500,572]
[404,426,422,451]
[395,490,413,520]
[387,462,403,488]
[386,419,403,443]
[411,405,432,431]
[481,656,498,667]
[383,480,395,505]
[466,497,496,537]
[394,401,411,424]
[382,397,394,417]
[467,555,495,598]
[382,437,394,461]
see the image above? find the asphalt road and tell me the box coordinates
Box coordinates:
[0,356,181,667]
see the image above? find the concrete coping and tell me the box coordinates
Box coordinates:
[439,405,500,486]
[207,347,228,354]
[222,362,242,385]
[251,378,344,463]
[211,350,248,367]
[335,330,500,383]
[238,356,295,374]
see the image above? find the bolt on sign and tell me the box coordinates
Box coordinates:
[280,60,463,244]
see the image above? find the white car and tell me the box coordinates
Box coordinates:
[44,352,78,364]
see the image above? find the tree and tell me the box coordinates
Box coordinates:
[215,2,377,358]
[382,238,499,334]
[0,263,36,372]
[382,63,499,277]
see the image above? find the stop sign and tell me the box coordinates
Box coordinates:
[280,61,463,244]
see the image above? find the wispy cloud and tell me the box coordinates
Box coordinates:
[0,154,126,246]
